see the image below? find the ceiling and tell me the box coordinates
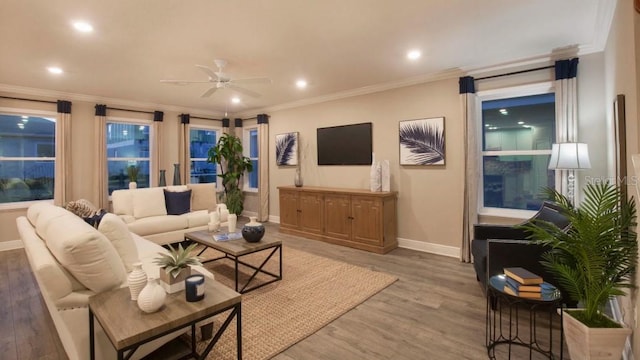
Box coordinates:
[0,0,611,117]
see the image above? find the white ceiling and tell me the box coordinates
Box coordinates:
[0,0,611,117]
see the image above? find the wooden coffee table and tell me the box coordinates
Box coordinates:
[185,230,282,294]
[89,279,241,360]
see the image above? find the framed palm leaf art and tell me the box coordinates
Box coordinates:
[399,117,445,165]
[275,132,299,166]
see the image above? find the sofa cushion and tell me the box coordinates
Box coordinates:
[164,189,191,215]
[43,211,127,293]
[187,183,217,211]
[127,215,189,236]
[98,214,140,272]
[111,189,134,216]
[34,204,73,239]
[181,210,209,228]
[132,188,167,219]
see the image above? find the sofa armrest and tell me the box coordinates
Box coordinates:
[473,224,529,240]
[486,239,550,282]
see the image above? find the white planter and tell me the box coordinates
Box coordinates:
[563,309,631,360]
[128,181,137,189]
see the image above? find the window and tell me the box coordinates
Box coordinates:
[244,127,258,191]
[189,127,219,184]
[480,90,555,214]
[0,112,56,204]
[107,120,151,194]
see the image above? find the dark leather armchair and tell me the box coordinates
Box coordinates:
[471,201,571,297]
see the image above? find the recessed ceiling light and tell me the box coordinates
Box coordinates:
[72,21,93,33]
[47,66,63,74]
[231,97,241,104]
[407,50,421,60]
[517,121,524,125]
[296,79,307,89]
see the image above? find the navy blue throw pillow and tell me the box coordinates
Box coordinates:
[164,189,192,215]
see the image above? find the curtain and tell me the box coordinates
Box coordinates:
[554,58,579,198]
[95,104,109,209]
[152,111,164,187]
[460,76,478,263]
[54,100,72,206]
[178,114,190,185]
[257,114,270,222]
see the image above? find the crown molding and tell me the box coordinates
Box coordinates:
[0,83,226,118]
[235,68,463,118]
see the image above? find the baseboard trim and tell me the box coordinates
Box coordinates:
[0,240,24,251]
[397,237,459,258]
[269,215,281,224]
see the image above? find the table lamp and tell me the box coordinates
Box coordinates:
[548,142,591,204]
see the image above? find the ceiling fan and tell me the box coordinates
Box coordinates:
[160,59,271,98]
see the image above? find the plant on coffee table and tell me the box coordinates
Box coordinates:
[153,243,202,293]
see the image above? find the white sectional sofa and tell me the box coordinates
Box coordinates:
[111,183,224,245]
[17,202,215,360]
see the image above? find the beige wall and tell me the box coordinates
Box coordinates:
[267,78,465,250]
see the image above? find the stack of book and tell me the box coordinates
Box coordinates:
[503,267,553,299]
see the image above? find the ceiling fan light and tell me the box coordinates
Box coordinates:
[296,79,307,89]
[231,97,241,104]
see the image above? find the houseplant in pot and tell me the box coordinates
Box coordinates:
[206,133,253,215]
[153,243,202,293]
[127,165,139,189]
[523,182,637,360]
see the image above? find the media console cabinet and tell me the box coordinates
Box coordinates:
[278,186,397,254]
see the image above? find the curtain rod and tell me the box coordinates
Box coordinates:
[475,65,554,81]
[191,116,222,121]
[242,117,257,121]
[0,95,57,105]
[107,106,154,115]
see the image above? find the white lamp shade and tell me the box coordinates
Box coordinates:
[548,142,591,170]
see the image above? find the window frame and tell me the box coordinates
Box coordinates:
[477,81,555,219]
[106,116,153,196]
[243,125,259,193]
[0,107,57,210]
[188,124,222,187]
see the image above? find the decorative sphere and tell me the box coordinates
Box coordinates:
[242,218,265,243]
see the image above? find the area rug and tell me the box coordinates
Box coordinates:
[193,246,398,360]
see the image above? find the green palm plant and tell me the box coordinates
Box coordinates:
[522,182,637,327]
[126,165,139,183]
[207,133,253,215]
[153,243,202,278]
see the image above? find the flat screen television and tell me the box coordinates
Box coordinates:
[317,123,372,165]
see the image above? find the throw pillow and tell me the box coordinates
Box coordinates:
[187,183,217,211]
[164,189,192,215]
[98,213,140,272]
[64,199,98,218]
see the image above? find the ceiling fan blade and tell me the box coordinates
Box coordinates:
[200,87,218,98]
[230,77,272,85]
[226,84,261,98]
[195,64,218,79]
[160,79,211,85]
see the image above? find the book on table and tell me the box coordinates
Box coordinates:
[503,284,542,299]
[213,232,243,241]
[504,267,543,285]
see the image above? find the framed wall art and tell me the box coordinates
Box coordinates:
[275,132,299,166]
[399,117,445,165]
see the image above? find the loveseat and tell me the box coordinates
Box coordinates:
[17,202,215,360]
[111,183,225,245]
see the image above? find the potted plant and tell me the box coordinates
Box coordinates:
[523,182,637,360]
[127,165,139,189]
[206,133,253,215]
[153,243,202,293]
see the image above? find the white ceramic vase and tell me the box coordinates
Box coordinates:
[228,213,237,233]
[127,262,147,301]
[128,181,137,189]
[137,277,166,313]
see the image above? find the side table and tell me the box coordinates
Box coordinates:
[89,279,242,360]
[486,274,563,359]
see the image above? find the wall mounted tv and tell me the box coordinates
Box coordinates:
[317,122,372,165]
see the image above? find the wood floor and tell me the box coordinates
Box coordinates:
[0,222,567,359]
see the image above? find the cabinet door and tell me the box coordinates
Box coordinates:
[299,192,324,234]
[351,196,383,245]
[324,194,351,240]
[279,190,300,229]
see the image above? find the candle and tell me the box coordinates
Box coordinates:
[185,275,205,302]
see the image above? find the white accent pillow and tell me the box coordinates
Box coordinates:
[98,213,140,272]
[132,188,168,219]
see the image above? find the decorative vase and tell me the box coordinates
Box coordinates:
[217,204,229,222]
[158,169,167,187]
[137,277,166,313]
[127,262,147,301]
[128,181,137,189]
[294,167,303,187]
[227,213,237,233]
[159,266,191,294]
[172,163,181,185]
[208,221,220,232]
[242,216,265,243]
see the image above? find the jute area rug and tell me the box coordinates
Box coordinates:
[193,246,397,360]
